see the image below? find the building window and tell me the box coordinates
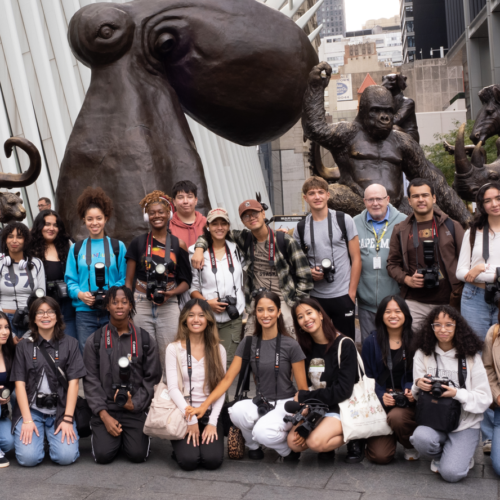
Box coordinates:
[407,36,415,48]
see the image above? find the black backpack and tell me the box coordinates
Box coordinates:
[73,237,121,272]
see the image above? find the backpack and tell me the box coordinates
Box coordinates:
[73,237,121,272]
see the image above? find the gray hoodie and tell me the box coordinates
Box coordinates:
[353,204,407,313]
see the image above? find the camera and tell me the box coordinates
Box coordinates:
[91,262,107,310]
[251,287,268,298]
[0,387,10,418]
[47,280,68,301]
[424,375,455,398]
[417,240,440,289]
[112,357,133,407]
[484,268,500,304]
[321,258,335,284]
[252,395,274,416]
[36,392,58,410]
[12,288,45,330]
[146,263,169,304]
[389,390,409,408]
[198,409,213,426]
[283,400,328,439]
[218,294,239,320]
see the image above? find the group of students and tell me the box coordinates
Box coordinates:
[0,175,499,485]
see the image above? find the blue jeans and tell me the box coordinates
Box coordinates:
[60,298,77,339]
[5,312,28,338]
[75,310,109,353]
[491,407,500,476]
[14,409,80,467]
[0,391,16,453]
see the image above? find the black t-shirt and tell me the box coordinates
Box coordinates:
[44,260,65,282]
[386,347,406,390]
[125,233,191,288]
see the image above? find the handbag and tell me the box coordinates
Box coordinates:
[415,354,467,433]
[143,343,189,440]
[228,425,245,460]
[337,337,393,443]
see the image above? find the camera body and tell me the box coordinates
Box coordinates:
[12,306,29,330]
[47,280,68,300]
[417,240,440,289]
[146,263,169,304]
[91,262,107,310]
[484,267,500,304]
[36,392,58,410]
[283,402,327,438]
[0,387,10,419]
[321,258,335,284]
[218,295,239,320]
[424,375,453,398]
[389,390,409,408]
[91,289,106,310]
[113,357,133,408]
[252,395,274,416]
[198,409,213,426]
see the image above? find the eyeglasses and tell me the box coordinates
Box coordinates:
[241,210,262,222]
[431,323,455,332]
[35,310,56,317]
[364,197,387,205]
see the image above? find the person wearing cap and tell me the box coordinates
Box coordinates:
[191,201,313,336]
[188,208,245,367]
[125,191,191,372]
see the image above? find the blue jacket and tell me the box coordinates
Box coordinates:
[361,331,413,407]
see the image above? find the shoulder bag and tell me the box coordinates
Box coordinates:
[143,342,188,440]
[337,337,393,443]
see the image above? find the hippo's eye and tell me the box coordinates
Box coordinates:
[155,33,176,55]
[97,24,115,40]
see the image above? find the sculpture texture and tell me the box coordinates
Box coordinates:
[302,62,471,226]
[57,0,318,242]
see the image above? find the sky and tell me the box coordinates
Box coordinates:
[344,0,400,31]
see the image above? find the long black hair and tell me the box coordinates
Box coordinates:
[0,312,15,373]
[1,222,34,268]
[375,295,414,366]
[30,210,72,262]
[252,290,290,338]
[413,305,483,358]
[470,181,500,248]
[292,297,339,355]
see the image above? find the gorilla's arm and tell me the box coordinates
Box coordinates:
[396,132,472,226]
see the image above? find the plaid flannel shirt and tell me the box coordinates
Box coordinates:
[194,228,313,311]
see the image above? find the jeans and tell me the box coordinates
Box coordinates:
[5,312,28,338]
[75,310,109,353]
[491,407,500,476]
[60,298,77,339]
[0,390,15,454]
[14,409,80,467]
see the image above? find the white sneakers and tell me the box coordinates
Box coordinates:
[431,457,474,474]
[404,448,420,461]
[483,440,492,454]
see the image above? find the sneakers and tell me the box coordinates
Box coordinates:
[431,457,474,474]
[345,439,364,463]
[483,440,492,455]
[283,450,301,462]
[403,448,420,461]
[248,447,265,460]
[318,450,336,461]
[0,457,9,468]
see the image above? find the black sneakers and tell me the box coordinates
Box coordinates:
[318,450,336,461]
[345,439,364,464]
[0,456,9,468]
[283,450,301,462]
[248,447,265,460]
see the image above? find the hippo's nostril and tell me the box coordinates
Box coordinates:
[155,33,176,55]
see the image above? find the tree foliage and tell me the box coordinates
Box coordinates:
[423,120,499,186]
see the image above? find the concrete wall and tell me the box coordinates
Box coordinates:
[416,109,467,146]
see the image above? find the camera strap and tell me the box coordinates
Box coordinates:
[249,228,277,267]
[386,348,406,389]
[86,237,111,292]
[208,244,237,300]
[104,323,139,358]
[255,333,281,406]
[34,339,67,391]
[309,211,334,269]
[432,352,467,388]
[412,217,439,269]
[482,221,490,263]
[186,337,194,407]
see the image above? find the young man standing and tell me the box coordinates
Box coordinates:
[191,200,313,336]
[294,177,361,342]
[170,180,207,248]
[387,178,464,330]
[354,184,407,341]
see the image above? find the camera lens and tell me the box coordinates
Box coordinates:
[156,263,166,275]
[118,357,130,369]
[321,258,332,269]
[35,288,45,299]
[1,388,10,399]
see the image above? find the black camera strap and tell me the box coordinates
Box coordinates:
[255,333,281,406]
[34,339,67,391]
[482,220,490,263]
[432,352,467,388]
[249,228,277,267]
[309,211,334,269]
[86,237,111,292]
[208,244,237,301]
[386,348,406,390]
[104,323,139,358]
[412,217,439,269]
[186,337,193,407]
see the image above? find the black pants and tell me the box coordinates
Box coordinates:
[171,420,224,471]
[315,294,355,341]
[90,410,150,464]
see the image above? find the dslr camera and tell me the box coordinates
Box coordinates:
[252,395,274,416]
[112,357,133,407]
[389,390,409,408]
[46,280,69,301]
[424,375,455,398]
[251,287,268,298]
[36,392,58,410]
[321,258,335,284]
[0,387,10,419]
[283,399,328,438]
[218,293,239,320]
[146,262,171,304]
[417,240,440,289]
[91,262,107,310]
[484,267,500,305]
[12,288,45,330]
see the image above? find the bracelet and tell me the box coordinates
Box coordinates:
[63,419,74,425]
[64,414,74,422]
[22,420,33,424]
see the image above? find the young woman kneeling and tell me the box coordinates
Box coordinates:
[287,297,358,461]
[411,305,492,482]
[167,299,226,471]
[186,290,308,460]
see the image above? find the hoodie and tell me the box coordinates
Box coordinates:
[411,346,492,433]
[353,204,407,313]
[169,211,207,248]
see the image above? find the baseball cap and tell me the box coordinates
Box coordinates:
[238,199,263,217]
[207,207,230,224]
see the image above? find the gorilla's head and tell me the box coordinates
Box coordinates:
[357,86,395,141]
[382,73,407,95]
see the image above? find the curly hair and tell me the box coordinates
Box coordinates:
[1,222,34,266]
[413,305,483,358]
[140,190,173,217]
[30,210,72,262]
[76,187,113,219]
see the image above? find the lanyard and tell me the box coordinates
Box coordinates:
[250,228,277,267]
[86,237,111,291]
[309,211,334,268]
[386,348,406,388]
[207,244,237,300]
[146,231,172,268]
[412,217,439,269]
[370,221,389,253]
[186,337,193,406]
[254,333,281,404]
[104,323,138,358]
[482,221,490,263]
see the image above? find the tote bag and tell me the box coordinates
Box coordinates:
[337,337,393,443]
[143,343,188,440]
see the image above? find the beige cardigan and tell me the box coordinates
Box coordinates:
[482,324,500,406]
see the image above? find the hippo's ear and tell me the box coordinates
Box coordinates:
[493,86,500,105]
[68,4,135,67]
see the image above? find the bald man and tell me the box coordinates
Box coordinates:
[353,184,407,341]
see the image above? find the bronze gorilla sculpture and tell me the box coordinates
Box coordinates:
[57,0,318,242]
[302,62,471,226]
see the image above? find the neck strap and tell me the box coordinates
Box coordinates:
[104,323,138,358]
[309,211,334,267]
[86,237,110,292]
[208,243,237,300]
[255,333,281,404]
[412,217,439,269]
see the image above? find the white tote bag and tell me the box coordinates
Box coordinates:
[337,337,393,443]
